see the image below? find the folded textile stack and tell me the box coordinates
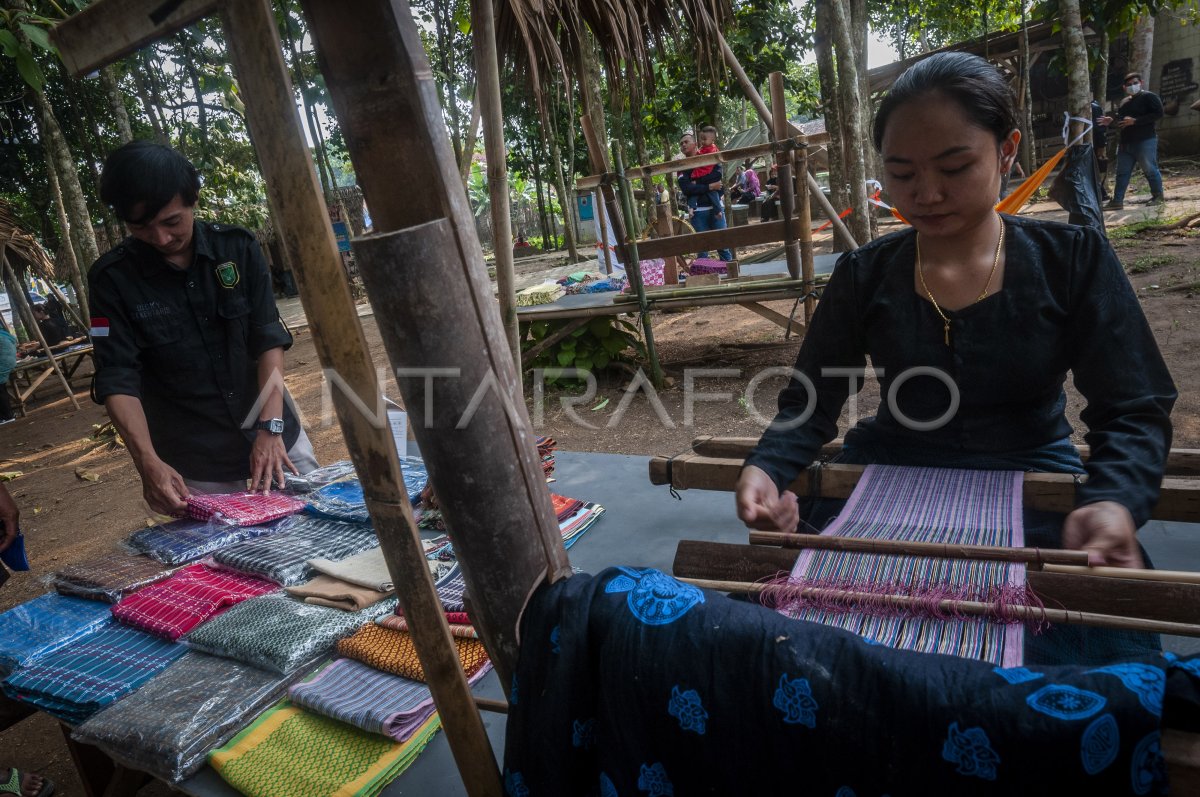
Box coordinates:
[536,435,556,479]
[376,615,478,639]
[282,461,357,494]
[432,565,466,611]
[516,282,565,307]
[308,547,393,592]
[126,518,287,565]
[0,593,113,677]
[581,277,622,294]
[2,626,186,724]
[52,552,174,603]
[210,702,441,797]
[337,624,491,683]
[286,575,390,612]
[288,659,448,741]
[71,652,299,783]
[111,563,279,640]
[689,257,729,275]
[183,491,307,526]
[212,516,379,587]
[185,592,396,674]
[426,496,603,561]
[559,501,606,549]
[306,458,428,522]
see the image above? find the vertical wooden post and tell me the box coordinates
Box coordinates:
[769,72,801,282]
[471,0,519,375]
[656,201,681,285]
[219,2,504,794]
[793,132,816,322]
[2,250,79,410]
[595,187,614,275]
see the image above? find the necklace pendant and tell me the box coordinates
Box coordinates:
[943,321,950,346]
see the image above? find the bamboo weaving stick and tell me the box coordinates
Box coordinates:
[749,530,1091,567]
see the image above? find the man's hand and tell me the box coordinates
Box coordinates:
[1117,116,1136,128]
[708,181,722,192]
[735,465,799,533]
[1097,115,1113,127]
[250,431,297,494]
[0,484,19,553]
[140,457,189,515]
[1062,501,1143,568]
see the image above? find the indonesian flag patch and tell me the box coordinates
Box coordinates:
[90,317,110,337]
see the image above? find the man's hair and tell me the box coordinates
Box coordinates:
[32,304,47,316]
[100,141,201,224]
[1124,72,1142,83]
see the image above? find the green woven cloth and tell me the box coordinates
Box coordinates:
[210,701,441,797]
[516,282,564,306]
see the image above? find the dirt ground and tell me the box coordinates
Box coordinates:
[3,166,1199,793]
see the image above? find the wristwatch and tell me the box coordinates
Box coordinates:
[254,418,285,435]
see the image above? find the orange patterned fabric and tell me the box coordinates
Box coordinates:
[336,623,489,682]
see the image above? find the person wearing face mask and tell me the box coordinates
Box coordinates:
[1101,72,1165,210]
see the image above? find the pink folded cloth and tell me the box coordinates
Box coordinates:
[111,563,279,640]
[182,492,306,526]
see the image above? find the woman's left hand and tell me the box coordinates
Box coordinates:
[1062,501,1143,568]
[249,432,298,493]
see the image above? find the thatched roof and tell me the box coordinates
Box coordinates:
[0,200,55,281]
[496,0,732,97]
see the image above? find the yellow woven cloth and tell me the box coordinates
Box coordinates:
[209,701,440,797]
[337,623,489,682]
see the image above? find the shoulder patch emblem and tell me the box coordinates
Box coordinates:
[215,261,239,288]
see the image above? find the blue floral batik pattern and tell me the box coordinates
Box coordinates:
[773,674,819,728]
[942,722,1000,781]
[550,625,561,654]
[834,788,857,797]
[1087,664,1165,717]
[992,666,1044,685]
[637,762,674,796]
[572,717,598,750]
[504,769,530,797]
[604,568,704,626]
[600,772,618,797]
[667,686,708,735]
[1130,732,1165,796]
[1026,684,1106,720]
[1080,714,1120,775]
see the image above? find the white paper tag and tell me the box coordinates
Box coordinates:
[387,408,407,460]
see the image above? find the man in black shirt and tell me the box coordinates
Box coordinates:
[1102,72,1165,210]
[31,304,66,347]
[89,141,317,514]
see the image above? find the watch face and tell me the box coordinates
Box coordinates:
[268,418,285,434]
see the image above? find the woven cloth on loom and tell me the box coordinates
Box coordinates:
[1,626,186,724]
[210,702,441,797]
[184,592,397,674]
[111,563,279,640]
[52,552,174,603]
[126,518,287,565]
[286,575,391,612]
[183,491,306,526]
[212,516,379,587]
[0,593,112,677]
[516,282,565,306]
[782,465,1026,666]
[376,615,478,639]
[336,624,491,683]
[306,458,428,522]
[71,651,298,783]
[308,547,393,592]
[289,659,445,741]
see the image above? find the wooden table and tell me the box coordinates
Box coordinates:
[7,341,93,416]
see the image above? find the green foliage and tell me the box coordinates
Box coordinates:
[521,316,646,385]
[869,0,1024,60]
[1128,254,1174,273]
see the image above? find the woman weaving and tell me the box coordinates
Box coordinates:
[735,53,1175,664]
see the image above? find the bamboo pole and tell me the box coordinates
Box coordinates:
[1042,563,1200,585]
[222,2,504,794]
[595,188,614,275]
[2,250,79,410]
[769,72,801,281]
[679,577,1200,637]
[471,0,519,375]
[749,530,1091,567]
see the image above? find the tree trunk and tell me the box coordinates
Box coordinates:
[1130,14,1155,91]
[33,92,101,271]
[1018,7,1035,172]
[100,65,134,143]
[814,0,849,240]
[138,49,171,143]
[2,264,36,344]
[849,0,878,239]
[829,0,872,245]
[1060,0,1093,144]
[132,62,167,142]
[459,85,480,187]
[1091,28,1110,104]
[577,36,609,171]
[178,33,209,155]
[546,101,580,260]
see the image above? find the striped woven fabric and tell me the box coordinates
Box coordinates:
[1,626,186,724]
[288,659,449,741]
[0,593,113,677]
[52,552,174,603]
[210,702,441,797]
[111,563,279,641]
[183,492,306,526]
[126,518,287,565]
[782,465,1026,666]
[71,651,297,783]
[212,517,379,587]
[376,615,478,639]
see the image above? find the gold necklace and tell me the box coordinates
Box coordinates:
[916,216,1005,346]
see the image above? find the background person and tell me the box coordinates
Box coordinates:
[677,132,733,261]
[1102,72,1165,210]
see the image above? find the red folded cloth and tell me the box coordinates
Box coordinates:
[111,563,278,640]
[183,492,306,526]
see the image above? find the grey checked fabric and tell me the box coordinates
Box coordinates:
[212,516,378,586]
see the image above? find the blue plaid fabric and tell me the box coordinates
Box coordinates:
[126,518,288,565]
[305,457,428,522]
[0,593,113,677]
[2,626,186,724]
[211,516,379,586]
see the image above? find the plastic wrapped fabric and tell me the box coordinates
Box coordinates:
[184,592,396,674]
[71,651,303,783]
[111,563,279,640]
[183,491,307,526]
[1,626,186,724]
[0,593,113,677]
[51,552,174,603]
[1048,143,1106,232]
[282,460,357,494]
[125,518,287,565]
[210,702,441,797]
[336,624,491,683]
[211,516,379,587]
[288,659,438,741]
[305,458,428,522]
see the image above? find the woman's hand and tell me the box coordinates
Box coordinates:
[736,465,799,533]
[1062,501,1143,568]
[250,431,298,493]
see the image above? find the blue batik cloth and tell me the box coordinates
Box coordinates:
[2,625,186,724]
[305,457,428,522]
[0,593,113,678]
[126,518,289,565]
[504,567,1200,796]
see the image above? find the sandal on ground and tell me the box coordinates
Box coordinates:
[0,768,55,797]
